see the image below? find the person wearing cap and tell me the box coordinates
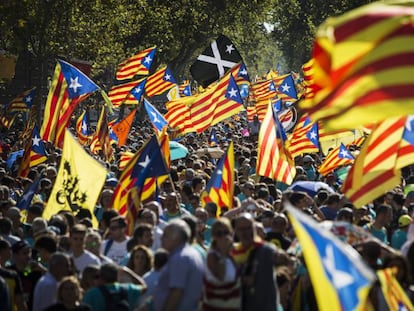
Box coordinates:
[391,215,413,250]
[8,240,44,311]
[302,155,318,181]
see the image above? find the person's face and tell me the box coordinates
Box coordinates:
[14,247,32,266]
[70,233,86,252]
[163,195,178,213]
[212,225,232,248]
[141,230,154,248]
[133,250,148,273]
[60,281,79,303]
[161,227,177,251]
[85,236,100,255]
[235,218,255,248]
[109,222,124,240]
[141,211,155,226]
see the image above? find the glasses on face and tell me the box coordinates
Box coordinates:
[109,226,120,231]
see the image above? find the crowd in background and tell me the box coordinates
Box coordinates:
[0,111,413,311]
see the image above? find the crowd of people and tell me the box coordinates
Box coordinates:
[0,110,414,311]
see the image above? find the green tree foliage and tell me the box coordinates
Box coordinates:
[0,0,278,88]
[270,0,375,71]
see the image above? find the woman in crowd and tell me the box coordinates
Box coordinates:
[202,217,240,310]
[44,275,91,311]
[127,245,153,277]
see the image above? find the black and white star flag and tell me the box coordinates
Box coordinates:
[190,34,243,88]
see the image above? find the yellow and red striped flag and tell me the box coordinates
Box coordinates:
[111,135,169,234]
[318,143,354,176]
[41,60,99,148]
[377,268,414,311]
[108,78,146,108]
[201,141,234,215]
[342,117,414,207]
[145,66,177,97]
[256,103,296,185]
[116,46,156,80]
[300,2,414,131]
[76,110,91,146]
[288,122,319,158]
[164,96,195,135]
[91,107,113,162]
[7,87,36,113]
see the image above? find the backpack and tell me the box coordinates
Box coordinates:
[98,285,130,311]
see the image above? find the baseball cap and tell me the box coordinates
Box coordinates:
[398,215,412,228]
[303,155,314,163]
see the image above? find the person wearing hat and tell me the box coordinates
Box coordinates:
[391,214,413,250]
[302,155,318,181]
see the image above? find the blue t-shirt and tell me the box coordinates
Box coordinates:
[391,229,407,250]
[153,244,204,311]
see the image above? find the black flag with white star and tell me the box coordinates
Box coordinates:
[190,35,243,88]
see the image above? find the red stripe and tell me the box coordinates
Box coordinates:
[348,170,397,202]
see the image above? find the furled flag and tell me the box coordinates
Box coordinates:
[256,102,296,185]
[112,135,169,234]
[300,2,414,131]
[286,204,375,311]
[318,143,354,176]
[277,74,298,100]
[93,107,113,162]
[288,122,319,158]
[43,130,107,228]
[377,268,414,311]
[7,87,36,113]
[201,141,234,215]
[111,109,136,147]
[40,59,99,148]
[108,78,147,108]
[116,46,156,80]
[342,117,406,207]
[16,173,43,210]
[76,110,91,146]
[18,125,48,177]
[145,66,177,97]
[209,128,219,146]
[144,98,168,133]
[190,34,243,88]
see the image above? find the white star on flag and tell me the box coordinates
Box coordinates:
[228,88,238,98]
[150,111,160,124]
[144,55,152,64]
[239,68,248,76]
[225,44,235,54]
[69,77,82,93]
[340,149,350,158]
[216,169,222,177]
[26,96,32,103]
[405,116,414,132]
[32,135,41,146]
[309,131,317,140]
[281,83,290,93]
[164,74,171,81]
[139,155,151,168]
[82,122,88,132]
[133,87,142,94]
[322,244,354,289]
[197,40,237,77]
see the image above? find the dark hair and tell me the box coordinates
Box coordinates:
[110,216,127,228]
[99,263,119,283]
[70,224,88,235]
[153,249,169,270]
[181,214,197,241]
[102,210,119,227]
[133,223,153,240]
[34,235,57,253]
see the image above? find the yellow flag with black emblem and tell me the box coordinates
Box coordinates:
[43,130,107,227]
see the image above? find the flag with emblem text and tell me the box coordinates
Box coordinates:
[43,130,107,228]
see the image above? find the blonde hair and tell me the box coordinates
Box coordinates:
[57,276,82,302]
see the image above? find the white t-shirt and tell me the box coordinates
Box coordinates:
[101,239,128,265]
[71,250,101,275]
